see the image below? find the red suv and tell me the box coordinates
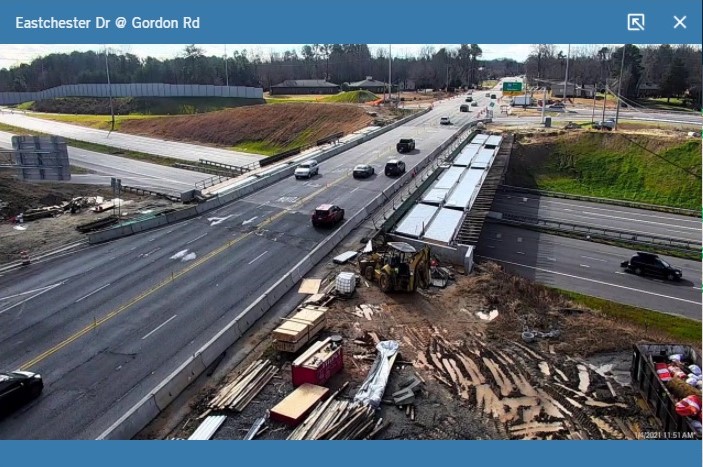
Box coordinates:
[311,204,345,227]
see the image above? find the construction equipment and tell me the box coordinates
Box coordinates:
[358,241,430,293]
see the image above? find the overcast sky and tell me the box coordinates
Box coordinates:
[0,44,567,69]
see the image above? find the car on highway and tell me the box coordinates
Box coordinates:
[384,159,406,177]
[471,101,478,107]
[311,204,344,227]
[460,104,470,112]
[440,117,452,125]
[490,94,497,99]
[465,97,473,102]
[294,160,319,179]
[593,119,616,130]
[485,92,490,97]
[0,371,43,416]
[352,164,375,179]
[620,252,683,281]
[396,138,416,153]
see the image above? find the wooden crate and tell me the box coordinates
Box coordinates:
[273,319,327,353]
[272,306,327,352]
[292,337,344,387]
[270,383,330,426]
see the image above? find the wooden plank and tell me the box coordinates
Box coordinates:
[293,338,331,367]
[270,384,330,426]
[298,279,322,295]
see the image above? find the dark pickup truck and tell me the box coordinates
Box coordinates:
[396,138,416,153]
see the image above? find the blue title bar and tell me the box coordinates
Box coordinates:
[0,0,700,44]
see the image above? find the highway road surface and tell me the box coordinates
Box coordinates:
[0,130,207,195]
[476,223,702,320]
[491,191,702,244]
[0,108,263,167]
[0,93,486,439]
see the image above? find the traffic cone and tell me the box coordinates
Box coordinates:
[20,250,31,265]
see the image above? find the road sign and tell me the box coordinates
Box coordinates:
[502,82,523,92]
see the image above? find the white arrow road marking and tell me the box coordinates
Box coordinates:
[141,315,178,340]
[185,233,208,245]
[0,282,64,315]
[242,216,259,225]
[75,283,111,303]
[207,215,232,226]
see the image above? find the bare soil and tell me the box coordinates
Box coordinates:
[168,262,677,441]
[0,174,177,263]
[119,103,375,149]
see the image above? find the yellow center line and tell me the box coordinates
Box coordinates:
[19,168,353,370]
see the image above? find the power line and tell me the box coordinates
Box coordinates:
[614,132,701,179]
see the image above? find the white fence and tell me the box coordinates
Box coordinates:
[0,83,264,105]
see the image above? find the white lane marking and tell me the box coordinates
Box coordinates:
[615,271,626,275]
[248,251,269,265]
[185,233,208,245]
[479,257,701,306]
[141,315,178,340]
[0,282,63,315]
[242,216,258,225]
[75,283,111,303]
[582,210,701,232]
[516,251,525,255]
[580,255,607,262]
[580,264,590,268]
[0,284,61,301]
[547,257,557,262]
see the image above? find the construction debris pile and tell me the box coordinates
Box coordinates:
[204,360,279,415]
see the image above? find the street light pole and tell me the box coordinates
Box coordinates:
[614,45,626,130]
[105,47,115,133]
[224,44,229,87]
[563,44,570,101]
[388,44,392,107]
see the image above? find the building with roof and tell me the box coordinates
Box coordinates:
[637,83,661,98]
[348,76,397,93]
[269,79,340,95]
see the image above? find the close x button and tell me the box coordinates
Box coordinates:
[673,15,687,29]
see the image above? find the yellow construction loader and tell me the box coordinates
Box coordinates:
[358,242,430,293]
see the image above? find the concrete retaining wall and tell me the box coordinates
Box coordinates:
[0,83,264,105]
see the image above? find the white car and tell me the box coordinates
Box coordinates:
[294,160,319,179]
[440,117,451,125]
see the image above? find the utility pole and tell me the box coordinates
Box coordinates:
[105,47,115,133]
[224,44,229,87]
[614,45,626,130]
[591,83,597,123]
[541,87,547,124]
[563,44,570,101]
[388,44,392,107]
[446,64,450,93]
[601,86,608,123]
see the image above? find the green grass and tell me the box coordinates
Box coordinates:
[321,90,378,103]
[481,80,498,89]
[17,101,34,110]
[556,289,701,344]
[0,122,184,168]
[231,140,286,156]
[264,95,322,104]
[511,132,702,210]
[69,165,90,174]
[28,113,161,131]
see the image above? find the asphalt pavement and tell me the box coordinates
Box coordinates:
[0,108,263,166]
[476,223,702,320]
[0,93,485,439]
[0,130,207,195]
[491,192,702,243]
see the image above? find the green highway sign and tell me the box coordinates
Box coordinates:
[503,82,523,92]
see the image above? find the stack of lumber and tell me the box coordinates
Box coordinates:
[287,384,382,440]
[272,306,328,353]
[206,359,278,413]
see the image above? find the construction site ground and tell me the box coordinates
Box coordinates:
[138,197,685,441]
[0,173,178,264]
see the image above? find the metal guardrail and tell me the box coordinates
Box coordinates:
[198,159,259,175]
[492,213,701,251]
[499,185,701,218]
[121,185,181,202]
[194,174,232,190]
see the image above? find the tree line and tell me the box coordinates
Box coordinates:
[0,44,699,106]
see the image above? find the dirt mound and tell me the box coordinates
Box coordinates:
[120,102,373,150]
[26,96,265,115]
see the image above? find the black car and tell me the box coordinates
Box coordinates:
[396,138,416,153]
[465,97,473,102]
[353,164,375,179]
[0,371,43,415]
[384,159,406,177]
[620,252,683,281]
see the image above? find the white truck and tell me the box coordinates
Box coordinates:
[511,95,534,106]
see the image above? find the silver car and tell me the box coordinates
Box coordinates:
[294,160,319,179]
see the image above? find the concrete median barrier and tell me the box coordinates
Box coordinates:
[199,318,244,367]
[152,354,207,411]
[87,224,134,244]
[96,393,160,440]
[165,207,198,224]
